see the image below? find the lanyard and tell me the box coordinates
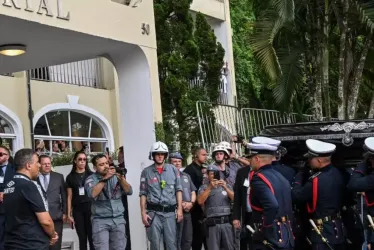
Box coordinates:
[75,173,86,188]
[102,181,120,200]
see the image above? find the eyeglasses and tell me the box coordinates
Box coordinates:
[77,158,87,162]
[0,153,8,157]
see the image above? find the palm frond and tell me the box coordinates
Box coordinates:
[250,0,296,80]
[271,47,305,111]
[354,0,374,31]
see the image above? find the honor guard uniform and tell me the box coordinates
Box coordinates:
[252,137,296,185]
[292,139,345,250]
[139,142,183,250]
[247,142,295,250]
[197,165,235,250]
[347,137,374,248]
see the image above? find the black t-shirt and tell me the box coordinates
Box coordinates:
[3,173,49,250]
[66,171,93,210]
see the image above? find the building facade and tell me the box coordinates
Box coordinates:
[0,0,235,248]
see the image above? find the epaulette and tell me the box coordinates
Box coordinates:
[308,171,322,180]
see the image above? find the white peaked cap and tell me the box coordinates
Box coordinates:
[364,137,374,155]
[304,139,336,157]
[252,136,281,147]
[246,143,277,157]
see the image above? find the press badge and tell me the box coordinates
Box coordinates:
[0,176,4,184]
[243,178,249,187]
[79,187,85,196]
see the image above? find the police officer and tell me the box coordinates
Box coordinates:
[211,144,235,186]
[220,141,249,181]
[347,137,374,249]
[85,154,133,250]
[251,137,296,185]
[139,142,183,250]
[169,152,197,250]
[197,165,235,250]
[292,139,345,250]
[247,142,294,250]
[3,148,58,250]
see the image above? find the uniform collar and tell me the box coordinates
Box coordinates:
[271,161,280,166]
[15,173,31,180]
[319,163,333,172]
[152,164,168,172]
[256,164,273,172]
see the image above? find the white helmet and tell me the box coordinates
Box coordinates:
[149,141,169,160]
[219,141,232,151]
[212,145,230,157]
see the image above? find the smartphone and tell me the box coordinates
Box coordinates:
[214,171,221,180]
[106,147,110,154]
[71,223,75,230]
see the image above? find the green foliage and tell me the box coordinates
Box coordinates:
[154,122,165,142]
[230,0,270,109]
[155,1,225,159]
[51,152,75,167]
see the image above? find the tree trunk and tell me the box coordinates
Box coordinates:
[322,0,330,120]
[368,90,374,119]
[333,0,348,120]
[347,32,373,119]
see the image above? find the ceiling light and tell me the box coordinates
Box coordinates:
[0,44,27,56]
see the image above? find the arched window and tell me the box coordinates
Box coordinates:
[34,111,108,156]
[0,114,16,152]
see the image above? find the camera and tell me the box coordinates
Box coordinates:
[116,167,127,176]
[233,135,244,144]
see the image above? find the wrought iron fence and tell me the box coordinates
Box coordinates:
[29,58,103,88]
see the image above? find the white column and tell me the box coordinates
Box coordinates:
[110,45,156,250]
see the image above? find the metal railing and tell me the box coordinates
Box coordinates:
[29,58,103,88]
[196,101,339,154]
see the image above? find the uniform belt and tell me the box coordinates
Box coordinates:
[342,205,357,211]
[147,203,176,213]
[253,216,288,227]
[207,216,230,225]
[313,213,341,224]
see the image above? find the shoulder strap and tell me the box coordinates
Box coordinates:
[309,171,322,180]
[255,173,275,195]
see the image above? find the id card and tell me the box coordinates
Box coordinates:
[79,187,85,196]
[0,176,4,184]
[243,178,249,187]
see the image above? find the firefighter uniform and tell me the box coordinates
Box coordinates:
[347,137,374,248]
[247,142,295,250]
[198,165,235,250]
[139,142,182,250]
[292,139,345,250]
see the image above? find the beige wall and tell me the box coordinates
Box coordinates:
[0,74,119,149]
[0,0,157,48]
[190,0,225,21]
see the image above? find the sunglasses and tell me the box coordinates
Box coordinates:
[77,158,87,162]
[0,153,8,157]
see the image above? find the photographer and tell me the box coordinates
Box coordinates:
[197,165,234,250]
[85,154,133,250]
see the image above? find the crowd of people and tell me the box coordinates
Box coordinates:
[2,134,374,250]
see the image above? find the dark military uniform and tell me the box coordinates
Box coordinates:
[292,164,345,250]
[250,165,295,250]
[347,162,374,247]
[271,161,296,186]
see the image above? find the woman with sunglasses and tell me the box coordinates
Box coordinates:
[66,151,94,250]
